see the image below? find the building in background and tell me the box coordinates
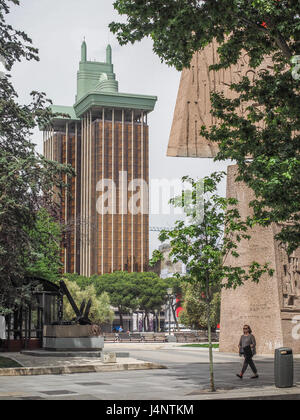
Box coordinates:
[42,41,157,276]
[159,243,186,279]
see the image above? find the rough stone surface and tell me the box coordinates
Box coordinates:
[43,325,101,338]
[167,41,271,158]
[167,42,300,356]
[219,165,300,355]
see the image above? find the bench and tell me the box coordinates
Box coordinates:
[174,333,186,343]
[129,333,143,342]
[117,333,131,342]
[184,332,200,343]
[142,333,155,342]
[103,333,118,342]
[153,333,167,342]
[141,333,167,342]
[211,331,219,342]
[173,332,207,343]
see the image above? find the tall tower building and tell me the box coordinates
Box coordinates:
[42,42,157,276]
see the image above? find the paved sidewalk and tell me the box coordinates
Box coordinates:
[103,342,300,357]
[1,352,133,368]
[0,345,299,399]
[185,384,300,400]
[0,364,299,400]
[0,352,165,376]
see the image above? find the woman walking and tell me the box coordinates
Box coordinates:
[236,325,259,379]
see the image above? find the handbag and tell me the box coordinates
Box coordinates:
[243,345,253,359]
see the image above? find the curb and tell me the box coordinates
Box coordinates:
[187,385,300,400]
[20,350,130,358]
[0,362,167,377]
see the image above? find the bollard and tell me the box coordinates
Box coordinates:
[101,352,117,364]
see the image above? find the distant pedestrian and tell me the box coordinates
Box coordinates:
[236,325,259,379]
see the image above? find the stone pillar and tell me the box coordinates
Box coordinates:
[219,165,300,355]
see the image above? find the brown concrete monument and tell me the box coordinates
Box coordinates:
[168,40,268,158]
[219,166,300,355]
[167,43,300,354]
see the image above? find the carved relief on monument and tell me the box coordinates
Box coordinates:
[282,252,300,309]
[167,40,270,159]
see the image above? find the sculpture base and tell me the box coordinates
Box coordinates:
[43,325,104,351]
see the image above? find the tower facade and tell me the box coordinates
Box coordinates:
[43,43,157,276]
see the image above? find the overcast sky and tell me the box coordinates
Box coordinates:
[7,0,229,252]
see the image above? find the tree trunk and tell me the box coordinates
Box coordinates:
[142,312,146,332]
[206,280,216,392]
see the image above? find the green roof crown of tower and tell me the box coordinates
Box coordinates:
[49,40,157,122]
[76,41,119,102]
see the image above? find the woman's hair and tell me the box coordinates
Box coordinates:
[243,325,252,334]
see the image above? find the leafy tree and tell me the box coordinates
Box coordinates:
[25,208,62,283]
[64,272,135,326]
[150,172,273,392]
[91,272,139,327]
[0,0,72,313]
[179,283,221,331]
[110,0,300,253]
[93,272,171,329]
[65,271,175,331]
[132,272,172,331]
[62,272,94,289]
[110,0,299,67]
[61,279,114,326]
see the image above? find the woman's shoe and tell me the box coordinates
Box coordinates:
[236,374,243,379]
[251,374,259,379]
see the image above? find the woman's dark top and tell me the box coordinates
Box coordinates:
[239,334,256,356]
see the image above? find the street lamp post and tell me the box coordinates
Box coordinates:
[158,310,161,332]
[154,309,158,332]
[167,288,173,336]
[129,309,133,332]
[136,310,141,332]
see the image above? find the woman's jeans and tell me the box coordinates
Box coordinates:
[241,355,257,375]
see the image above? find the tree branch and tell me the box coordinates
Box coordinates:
[239,16,293,61]
[239,16,269,34]
[274,33,293,60]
